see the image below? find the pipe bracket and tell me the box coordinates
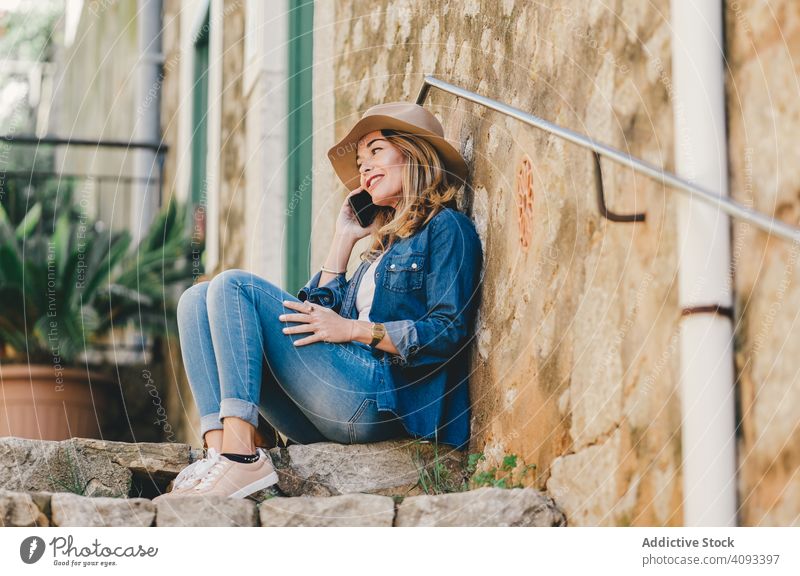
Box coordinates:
[680,304,734,320]
[593,152,647,223]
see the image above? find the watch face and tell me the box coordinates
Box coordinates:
[370,323,385,346]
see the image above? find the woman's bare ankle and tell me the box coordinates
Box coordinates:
[220,416,257,454]
[204,430,224,453]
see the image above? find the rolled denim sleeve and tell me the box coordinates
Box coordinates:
[383,319,419,363]
[383,213,483,367]
[297,270,348,313]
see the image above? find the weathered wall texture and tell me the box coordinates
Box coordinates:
[726,1,800,526]
[314,0,682,525]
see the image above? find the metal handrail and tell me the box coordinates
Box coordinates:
[2,171,159,185]
[0,135,168,153]
[416,75,800,244]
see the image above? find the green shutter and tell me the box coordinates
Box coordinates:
[190,8,210,273]
[286,0,314,295]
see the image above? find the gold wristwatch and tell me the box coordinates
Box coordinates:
[369,322,386,348]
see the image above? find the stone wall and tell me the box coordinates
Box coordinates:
[726,0,800,526]
[314,0,681,525]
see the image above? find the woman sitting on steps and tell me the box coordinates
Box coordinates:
[154,102,484,501]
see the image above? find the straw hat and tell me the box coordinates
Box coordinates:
[327,102,468,191]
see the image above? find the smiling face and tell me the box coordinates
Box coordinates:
[356,130,406,209]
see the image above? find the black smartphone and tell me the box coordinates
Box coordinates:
[347,189,379,228]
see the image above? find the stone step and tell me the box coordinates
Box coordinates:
[0,437,464,498]
[269,439,465,497]
[0,437,199,499]
[1,488,566,527]
[0,436,567,526]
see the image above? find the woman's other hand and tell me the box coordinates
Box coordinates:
[335,188,381,242]
[279,300,356,346]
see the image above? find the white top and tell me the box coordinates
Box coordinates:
[355,252,385,322]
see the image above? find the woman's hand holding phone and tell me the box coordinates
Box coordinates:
[336,188,380,242]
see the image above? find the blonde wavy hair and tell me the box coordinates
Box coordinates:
[359,129,463,262]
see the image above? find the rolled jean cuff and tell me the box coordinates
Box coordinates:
[219,398,260,429]
[200,412,224,437]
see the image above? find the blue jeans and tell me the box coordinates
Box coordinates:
[176,269,409,445]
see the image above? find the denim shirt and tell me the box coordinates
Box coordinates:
[297,207,483,450]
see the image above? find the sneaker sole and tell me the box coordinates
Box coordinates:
[229,470,280,499]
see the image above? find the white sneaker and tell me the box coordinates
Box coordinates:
[190,448,279,499]
[153,448,222,501]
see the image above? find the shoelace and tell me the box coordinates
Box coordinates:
[172,448,221,489]
[193,455,228,491]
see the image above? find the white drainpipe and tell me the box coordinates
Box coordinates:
[127,0,163,358]
[670,1,737,526]
[133,0,164,243]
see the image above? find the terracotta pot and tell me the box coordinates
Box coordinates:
[0,364,113,441]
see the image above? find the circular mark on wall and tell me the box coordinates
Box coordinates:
[515,154,535,251]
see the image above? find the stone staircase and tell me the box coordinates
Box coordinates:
[0,437,566,527]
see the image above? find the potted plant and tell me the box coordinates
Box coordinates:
[0,191,194,440]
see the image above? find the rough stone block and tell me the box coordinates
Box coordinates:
[51,493,155,527]
[546,429,621,526]
[269,440,465,497]
[0,437,193,497]
[395,487,567,527]
[0,490,48,527]
[155,496,257,527]
[259,493,395,527]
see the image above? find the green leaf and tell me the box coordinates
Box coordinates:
[52,212,71,279]
[472,471,495,487]
[467,453,485,471]
[14,202,41,241]
[0,286,32,354]
[0,202,15,243]
[501,454,517,471]
[80,230,131,301]
[0,244,24,287]
[60,235,92,310]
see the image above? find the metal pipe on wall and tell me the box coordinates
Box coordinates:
[670,0,737,526]
[133,0,164,244]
